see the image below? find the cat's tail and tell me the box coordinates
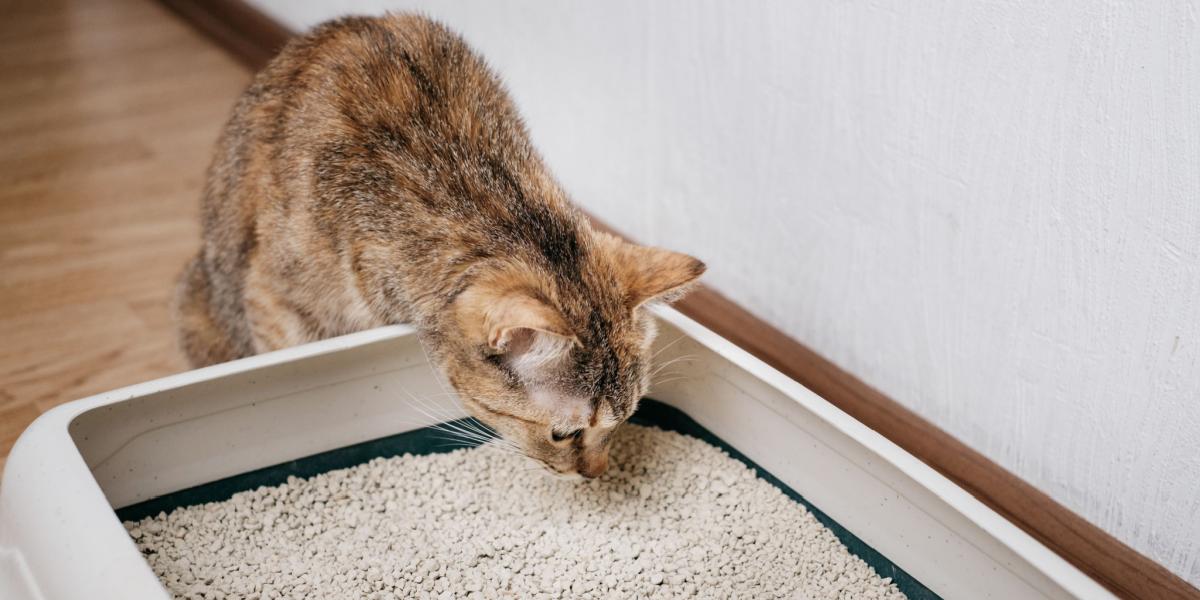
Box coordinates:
[172,254,240,368]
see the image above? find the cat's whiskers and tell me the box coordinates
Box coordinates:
[650,336,689,361]
[399,397,465,432]
[398,389,496,445]
[420,422,525,458]
[430,436,526,461]
[646,356,698,392]
[649,354,697,379]
[405,346,505,440]
[395,386,534,462]
[649,376,690,389]
[397,390,458,423]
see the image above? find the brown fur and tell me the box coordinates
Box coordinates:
[174,14,704,477]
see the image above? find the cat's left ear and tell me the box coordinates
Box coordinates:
[456,282,577,354]
[604,235,706,308]
[482,292,576,353]
[474,290,578,380]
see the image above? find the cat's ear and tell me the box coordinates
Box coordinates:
[481,291,577,378]
[483,292,575,353]
[457,283,576,359]
[603,236,706,307]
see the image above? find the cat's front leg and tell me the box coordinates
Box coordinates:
[242,260,323,354]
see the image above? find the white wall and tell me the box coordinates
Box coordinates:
[249,0,1200,584]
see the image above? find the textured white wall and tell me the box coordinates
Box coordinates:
[249,0,1200,583]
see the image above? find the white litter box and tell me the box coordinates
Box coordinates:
[0,307,1112,600]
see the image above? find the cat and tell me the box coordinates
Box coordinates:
[173,14,704,478]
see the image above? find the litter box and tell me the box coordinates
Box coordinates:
[0,307,1114,599]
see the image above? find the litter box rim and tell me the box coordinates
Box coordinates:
[0,308,1114,600]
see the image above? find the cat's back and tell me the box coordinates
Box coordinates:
[245,14,521,162]
[179,13,576,366]
[214,12,544,238]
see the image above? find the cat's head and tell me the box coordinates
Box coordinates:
[442,233,704,478]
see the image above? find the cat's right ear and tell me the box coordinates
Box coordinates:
[596,233,706,308]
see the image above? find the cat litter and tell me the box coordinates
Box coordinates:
[124,424,908,600]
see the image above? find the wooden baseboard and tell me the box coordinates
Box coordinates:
[674,287,1195,600]
[157,0,291,70]
[159,1,1198,598]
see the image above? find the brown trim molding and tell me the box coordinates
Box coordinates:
[674,287,1195,600]
[158,0,291,70]
[160,2,1198,598]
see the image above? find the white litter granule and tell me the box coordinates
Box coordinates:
[126,424,908,600]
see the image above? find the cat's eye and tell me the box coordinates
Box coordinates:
[551,429,582,442]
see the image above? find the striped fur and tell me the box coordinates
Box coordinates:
[174,14,704,477]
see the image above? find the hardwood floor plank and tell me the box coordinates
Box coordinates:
[0,0,249,463]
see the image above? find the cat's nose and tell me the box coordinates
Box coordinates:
[578,454,609,479]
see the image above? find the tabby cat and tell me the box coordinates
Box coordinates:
[174,14,704,478]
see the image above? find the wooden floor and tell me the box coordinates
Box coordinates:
[0,0,250,471]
